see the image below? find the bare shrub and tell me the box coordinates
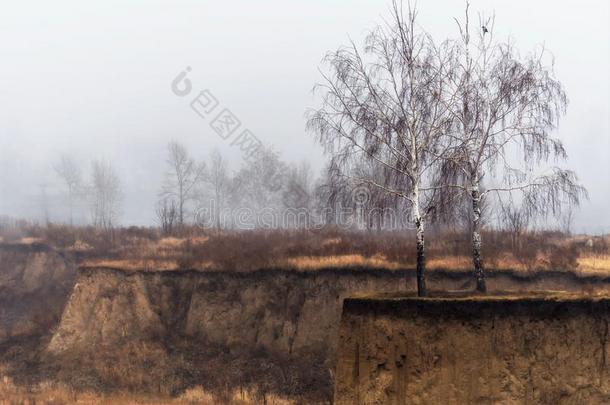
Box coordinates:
[547,242,580,272]
[44,224,77,249]
[590,238,609,255]
[156,198,178,236]
[516,244,540,272]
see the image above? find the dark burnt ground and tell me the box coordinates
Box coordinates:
[344,291,610,321]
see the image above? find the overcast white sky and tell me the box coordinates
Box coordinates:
[0,0,608,233]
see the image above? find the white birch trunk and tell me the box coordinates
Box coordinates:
[412,185,427,297]
[470,176,486,292]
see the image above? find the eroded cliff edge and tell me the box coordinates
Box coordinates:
[335,294,610,405]
[47,265,610,356]
[0,244,76,344]
[45,266,610,400]
[5,242,610,402]
[48,267,414,353]
[45,267,414,399]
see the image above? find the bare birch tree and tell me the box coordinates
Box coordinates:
[205,149,230,230]
[232,147,287,223]
[500,198,529,250]
[281,161,314,228]
[90,159,123,231]
[156,198,178,235]
[161,141,206,227]
[53,154,82,225]
[320,158,404,231]
[441,5,587,291]
[307,1,455,296]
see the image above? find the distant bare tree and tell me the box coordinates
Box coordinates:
[500,199,529,250]
[441,5,587,291]
[560,207,575,236]
[38,183,51,225]
[316,158,404,231]
[156,198,178,235]
[447,187,491,236]
[314,161,347,226]
[282,161,314,228]
[352,158,406,231]
[307,1,455,296]
[205,149,230,230]
[232,147,287,223]
[161,141,206,227]
[90,160,122,231]
[53,154,82,225]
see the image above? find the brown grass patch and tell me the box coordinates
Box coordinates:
[577,254,610,276]
[0,375,295,404]
[16,237,44,245]
[80,259,179,271]
[427,256,473,271]
[80,259,215,272]
[2,224,609,274]
[280,253,403,270]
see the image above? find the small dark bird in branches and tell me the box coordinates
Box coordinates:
[482,25,489,34]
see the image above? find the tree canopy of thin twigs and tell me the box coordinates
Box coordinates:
[438,4,587,291]
[307,1,457,296]
[53,154,82,226]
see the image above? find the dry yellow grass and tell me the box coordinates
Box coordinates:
[16,237,44,245]
[577,254,610,276]
[80,259,215,271]
[80,253,610,276]
[81,259,180,271]
[156,237,184,248]
[157,236,209,248]
[321,237,342,247]
[176,386,294,404]
[427,256,473,271]
[67,240,94,252]
[280,253,403,270]
[279,253,542,273]
[0,371,295,405]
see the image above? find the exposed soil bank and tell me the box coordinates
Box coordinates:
[0,244,76,344]
[48,267,610,356]
[47,267,610,401]
[4,242,610,401]
[335,293,610,404]
[48,268,411,355]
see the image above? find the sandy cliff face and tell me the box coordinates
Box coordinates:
[48,268,412,358]
[0,244,76,344]
[47,267,610,357]
[46,268,415,399]
[46,267,610,400]
[48,269,194,353]
[335,295,610,405]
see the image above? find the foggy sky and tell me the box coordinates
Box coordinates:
[1,0,609,233]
